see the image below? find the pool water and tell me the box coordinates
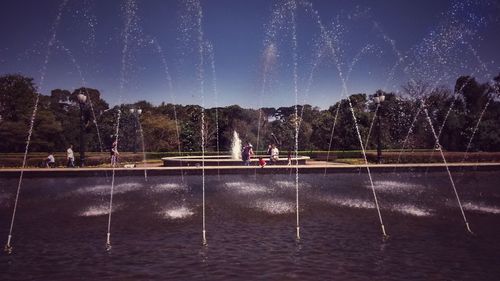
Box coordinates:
[1,171,499,280]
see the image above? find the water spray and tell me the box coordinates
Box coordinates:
[300,0,388,237]
[4,0,68,254]
[324,99,342,176]
[105,0,137,250]
[423,108,473,234]
[152,39,184,182]
[194,0,208,246]
[290,0,301,240]
[132,112,148,181]
[106,233,112,251]
[206,41,220,180]
[106,109,122,251]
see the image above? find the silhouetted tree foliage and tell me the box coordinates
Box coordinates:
[1,73,500,153]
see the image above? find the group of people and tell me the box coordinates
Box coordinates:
[42,140,295,168]
[43,141,120,168]
[44,144,75,168]
[241,143,291,167]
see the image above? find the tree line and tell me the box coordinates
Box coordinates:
[0,73,499,154]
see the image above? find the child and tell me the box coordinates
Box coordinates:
[258,157,266,168]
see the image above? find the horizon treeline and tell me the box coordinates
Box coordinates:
[0,73,499,154]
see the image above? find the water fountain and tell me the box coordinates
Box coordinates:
[162,129,310,167]
[231,131,242,160]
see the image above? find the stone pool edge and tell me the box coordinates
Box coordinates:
[0,162,499,178]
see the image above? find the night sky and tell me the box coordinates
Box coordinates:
[0,0,499,108]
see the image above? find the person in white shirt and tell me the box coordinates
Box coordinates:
[67,144,75,167]
[110,141,119,166]
[46,153,55,168]
[270,144,279,164]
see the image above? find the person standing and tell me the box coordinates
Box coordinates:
[241,143,254,166]
[66,144,75,167]
[270,144,279,164]
[267,144,273,164]
[110,141,119,166]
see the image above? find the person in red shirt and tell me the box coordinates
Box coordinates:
[258,157,266,168]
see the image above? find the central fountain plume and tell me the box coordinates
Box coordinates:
[231,131,242,160]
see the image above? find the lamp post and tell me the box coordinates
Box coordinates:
[137,109,142,155]
[374,92,385,164]
[129,108,142,154]
[77,93,87,167]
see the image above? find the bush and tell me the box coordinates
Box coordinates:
[366,151,500,163]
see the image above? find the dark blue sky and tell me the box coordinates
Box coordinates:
[0,0,499,108]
